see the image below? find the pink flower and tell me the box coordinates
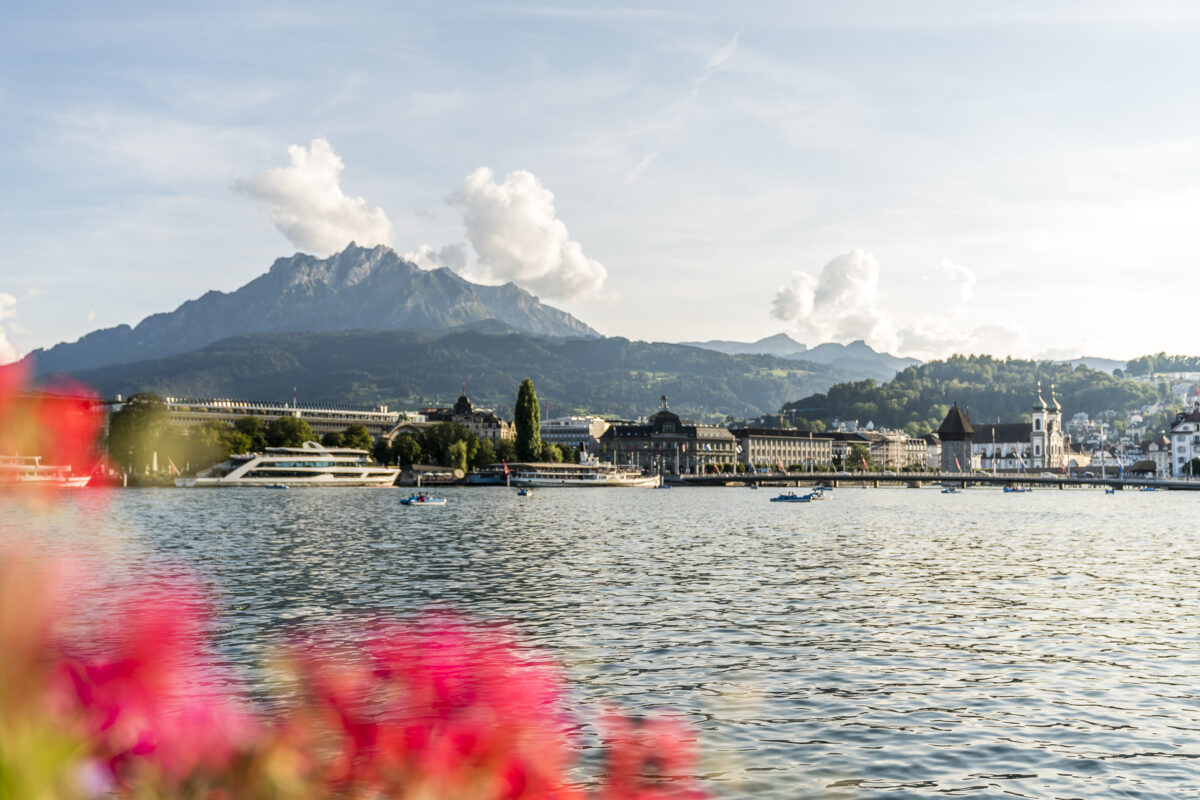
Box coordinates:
[51,577,257,786]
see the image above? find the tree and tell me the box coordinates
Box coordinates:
[342,424,373,452]
[514,378,542,462]
[265,416,314,448]
[1186,457,1200,477]
[321,431,345,447]
[234,416,268,452]
[179,421,251,473]
[493,438,517,464]
[847,443,875,471]
[447,440,469,474]
[372,438,393,466]
[106,393,171,473]
[392,435,422,466]
[472,438,497,470]
[542,442,563,463]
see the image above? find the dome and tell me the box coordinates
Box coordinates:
[1032,381,1048,412]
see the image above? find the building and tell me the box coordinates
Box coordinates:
[733,427,833,471]
[945,384,1068,472]
[938,403,974,472]
[540,416,611,452]
[1169,403,1200,476]
[598,397,737,474]
[155,396,403,439]
[422,393,514,442]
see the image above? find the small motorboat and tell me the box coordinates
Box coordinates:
[1003,486,1029,493]
[1104,487,1116,494]
[400,494,446,506]
[1139,486,1158,492]
[748,484,759,490]
[941,486,959,494]
[264,484,288,490]
[770,492,812,503]
[516,488,532,497]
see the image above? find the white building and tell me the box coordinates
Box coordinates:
[1169,403,1200,476]
[156,396,403,439]
[540,416,611,451]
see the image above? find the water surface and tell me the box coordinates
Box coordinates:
[8,486,1200,798]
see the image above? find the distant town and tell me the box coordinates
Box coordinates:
[97,366,1200,484]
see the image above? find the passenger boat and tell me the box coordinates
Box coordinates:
[0,455,91,488]
[174,441,400,488]
[505,456,660,488]
[400,494,446,506]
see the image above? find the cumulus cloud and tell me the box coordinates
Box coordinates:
[0,293,19,364]
[450,167,609,302]
[403,243,468,272]
[237,138,393,255]
[771,249,897,350]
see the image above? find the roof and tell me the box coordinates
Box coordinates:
[937,403,975,440]
[735,427,833,440]
[972,422,1033,444]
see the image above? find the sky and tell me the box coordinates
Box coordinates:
[4,1,1200,365]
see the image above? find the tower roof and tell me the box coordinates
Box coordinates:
[937,402,975,441]
[1032,380,1048,412]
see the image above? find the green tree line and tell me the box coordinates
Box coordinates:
[784,355,1166,435]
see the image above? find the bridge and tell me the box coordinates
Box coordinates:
[668,471,1200,491]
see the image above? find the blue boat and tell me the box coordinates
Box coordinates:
[516,488,532,497]
[770,492,813,503]
[400,494,446,506]
[941,487,959,494]
[1003,486,1029,493]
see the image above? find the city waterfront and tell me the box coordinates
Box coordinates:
[10,487,1200,798]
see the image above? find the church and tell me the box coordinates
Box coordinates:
[938,383,1067,472]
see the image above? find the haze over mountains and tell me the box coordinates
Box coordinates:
[681,334,920,382]
[27,244,597,376]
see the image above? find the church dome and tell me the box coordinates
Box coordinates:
[1032,381,1048,412]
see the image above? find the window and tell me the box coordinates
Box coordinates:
[1035,419,1041,431]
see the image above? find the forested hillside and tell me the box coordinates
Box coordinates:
[784,355,1166,434]
[64,329,855,420]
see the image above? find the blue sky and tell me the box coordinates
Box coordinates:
[4,2,1200,363]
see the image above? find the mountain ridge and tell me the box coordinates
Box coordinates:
[26,243,598,376]
[59,328,858,421]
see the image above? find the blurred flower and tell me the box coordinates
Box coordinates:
[0,548,710,800]
[0,361,102,485]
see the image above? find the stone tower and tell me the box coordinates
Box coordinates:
[938,402,975,472]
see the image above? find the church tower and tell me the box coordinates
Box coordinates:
[1029,382,1063,469]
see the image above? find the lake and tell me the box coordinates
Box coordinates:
[8,485,1200,799]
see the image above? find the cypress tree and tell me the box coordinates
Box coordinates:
[514,377,542,461]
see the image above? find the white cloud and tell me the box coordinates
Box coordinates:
[450,167,609,302]
[237,138,393,255]
[0,293,19,364]
[771,249,897,350]
[403,243,468,271]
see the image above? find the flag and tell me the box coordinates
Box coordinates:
[293,387,298,406]
[954,455,962,471]
[736,445,743,454]
[503,462,510,476]
[862,454,869,470]
[167,457,179,476]
[776,458,784,471]
[681,443,686,453]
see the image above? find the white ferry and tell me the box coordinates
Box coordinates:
[504,455,660,488]
[175,441,400,488]
[0,455,91,488]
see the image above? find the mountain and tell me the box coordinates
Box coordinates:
[678,333,807,358]
[61,329,857,421]
[680,335,917,382]
[26,243,598,376]
[796,340,920,381]
[1065,357,1127,374]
